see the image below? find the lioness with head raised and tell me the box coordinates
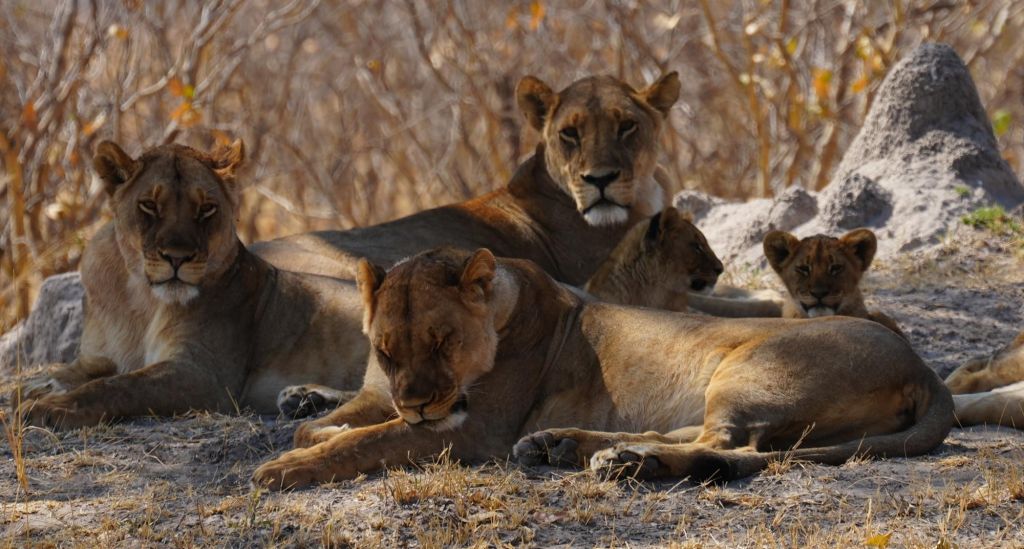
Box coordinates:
[251,72,679,285]
[763,228,905,337]
[252,247,951,490]
[14,141,368,429]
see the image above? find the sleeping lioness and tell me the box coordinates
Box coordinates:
[252,71,680,286]
[14,141,368,429]
[277,205,724,417]
[763,228,906,337]
[944,331,1024,428]
[252,247,952,490]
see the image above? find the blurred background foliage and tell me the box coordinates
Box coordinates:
[2,0,1023,331]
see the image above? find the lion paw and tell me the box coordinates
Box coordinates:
[12,376,66,404]
[513,430,583,468]
[293,423,352,448]
[590,444,663,480]
[251,454,326,491]
[277,385,337,419]
[19,394,102,431]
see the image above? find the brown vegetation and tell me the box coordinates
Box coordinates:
[2,0,1023,332]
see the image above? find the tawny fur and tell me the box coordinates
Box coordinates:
[252,248,951,490]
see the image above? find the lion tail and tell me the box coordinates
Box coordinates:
[697,372,954,481]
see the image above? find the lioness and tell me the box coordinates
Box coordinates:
[14,141,368,429]
[763,229,905,337]
[277,205,724,417]
[251,247,952,490]
[944,331,1024,428]
[251,72,680,286]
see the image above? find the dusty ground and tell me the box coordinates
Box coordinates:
[2,227,1023,548]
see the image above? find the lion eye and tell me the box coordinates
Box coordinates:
[198,203,218,220]
[138,200,158,216]
[795,265,811,277]
[558,127,579,145]
[618,120,637,139]
[828,264,844,275]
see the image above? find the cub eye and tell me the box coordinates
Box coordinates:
[828,264,844,275]
[795,265,811,277]
[618,120,637,139]
[198,203,218,220]
[138,200,158,216]
[558,127,579,145]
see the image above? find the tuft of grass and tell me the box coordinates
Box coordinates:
[954,185,971,198]
[961,206,1023,235]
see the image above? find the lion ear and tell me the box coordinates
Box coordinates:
[93,141,140,196]
[460,248,496,302]
[763,231,800,272]
[840,228,877,271]
[209,138,245,183]
[641,71,680,116]
[356,259,386,333]
[516,76,556,131]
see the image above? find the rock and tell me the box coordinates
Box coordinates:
[0,272,84,370]
[672,190,725,221]
[676,43,1024,267]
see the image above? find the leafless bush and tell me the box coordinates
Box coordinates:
[2,0,1023,330]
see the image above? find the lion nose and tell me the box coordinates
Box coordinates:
[810,289,829,300]
[398,394,434,412]
[581,169,620,191]
[159,250,196,269]
[713,261,724,275]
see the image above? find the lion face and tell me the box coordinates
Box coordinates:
[763,229,877,318]
[357,248,502,430]
[645,208,724,294]
[93,140,245,305]
[516,72,679,226]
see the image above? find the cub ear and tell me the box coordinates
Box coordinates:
[460,248,496,302]
[356,259,387,333]
[644,211,664,245]
[840,228,877,271]
[209,138,245,183]
[516,76,556,132]
[93,141,140,196]
[641,71,680,116]
[645,207,687,246]
[763,230,800,272]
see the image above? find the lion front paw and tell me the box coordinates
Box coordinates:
[251,453,327,491]
[11,376,66,406]
[293,422,352,448]
[513,430,585,468]
[19,394,104,430]
[590,444,664,480]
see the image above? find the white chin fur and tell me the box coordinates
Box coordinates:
[152,283,200,305]
[806,306,835,318]
[583,204,630,226]
[425,411,468,432]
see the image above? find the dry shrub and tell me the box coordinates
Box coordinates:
[2,0,1023,331]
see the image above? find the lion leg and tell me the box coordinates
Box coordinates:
[21,360,236,430]
[946,343,1024,394]
[292,386,396,448]
[12,356,117,404]
[253,418,448,491]
[277,384,358,419]
[952,381,1024,429]
[513,427,700,468]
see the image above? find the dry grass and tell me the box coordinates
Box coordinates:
[3,0,1024,330]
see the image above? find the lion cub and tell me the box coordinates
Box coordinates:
[763,228,905,337]
[583,206,723,310]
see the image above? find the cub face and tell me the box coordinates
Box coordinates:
[763,229,876,317]
[516,72,680,227]
[357,248,503,431]
[93,140,244,304]
[642,207,724,294]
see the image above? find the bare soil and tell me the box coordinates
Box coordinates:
[2,228,1023,548]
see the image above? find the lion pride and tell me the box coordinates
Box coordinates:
[252,247,952,490]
